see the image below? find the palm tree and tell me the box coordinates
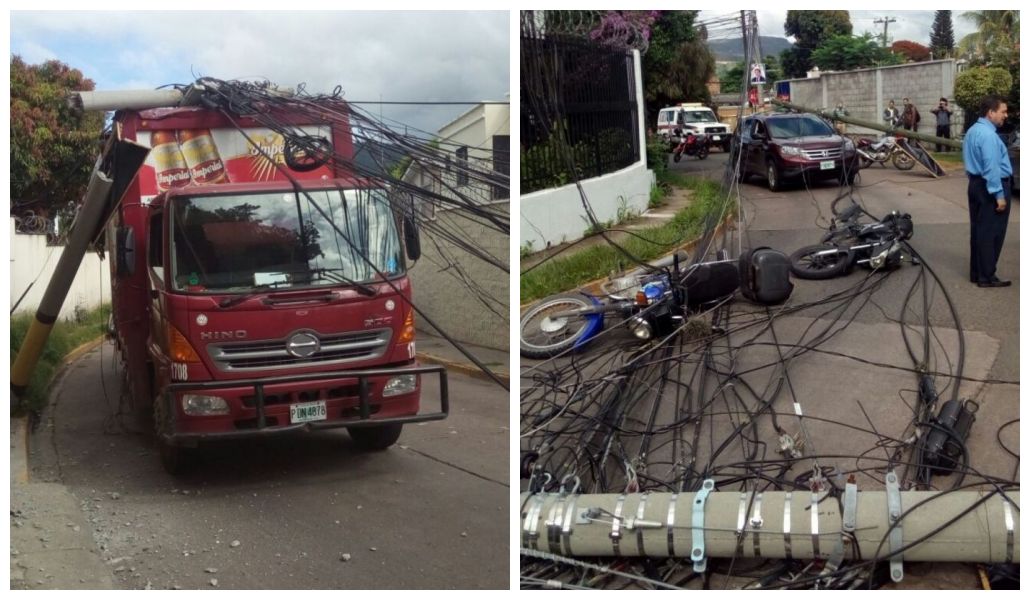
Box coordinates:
[957,11,1019,65]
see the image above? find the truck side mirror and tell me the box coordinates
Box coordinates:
[403,215,421,261]
[116,226,136,277]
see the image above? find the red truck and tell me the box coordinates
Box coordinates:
[104,105,447,473]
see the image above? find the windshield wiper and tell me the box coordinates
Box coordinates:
[311,268,377,297]
[218,282,290,309]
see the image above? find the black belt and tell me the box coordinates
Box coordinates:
[968,174,1012,182]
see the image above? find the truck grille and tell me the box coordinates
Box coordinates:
[208,329,392,371]
[801,147,843,160]
[704,126,728,134]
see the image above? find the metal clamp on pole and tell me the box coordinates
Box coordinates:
[666,493,679,557]
[751,492,764,557]
[735,492,748,556]
[822,477,858,581]
[692,479,715,572]
[610,494,627,557]
[783,491,792,560]
[522,471,551,549]
[1002,498,1015,563]
[885,470,904,582]
[547,476,579,555]
[634,492,650,556]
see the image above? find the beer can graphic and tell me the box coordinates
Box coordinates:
[151,130,191,191]
[178,129,230,184]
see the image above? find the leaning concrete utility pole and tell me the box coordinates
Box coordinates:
[520,488,1019,572]
[771,98,963,150]
[9,91,167,398]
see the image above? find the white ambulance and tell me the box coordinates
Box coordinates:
[656,103,731,152]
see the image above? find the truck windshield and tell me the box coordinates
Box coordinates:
[680,110,717,123]
[169,188,403,293]
[767,116,834,138]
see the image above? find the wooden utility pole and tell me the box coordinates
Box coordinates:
[873,16,897,47]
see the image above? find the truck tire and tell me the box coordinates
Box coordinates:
[154,392,196,475]
[348,423,404,451]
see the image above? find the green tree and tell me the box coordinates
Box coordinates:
[958,11,1019,66]
[10,56,104,219]
[780,11,852,78]
[929,10,955,58]
[954,66,1014,131]
[810,34,901,71]
[641,11,714,121]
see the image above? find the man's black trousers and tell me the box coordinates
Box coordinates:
[968,175,1011,283]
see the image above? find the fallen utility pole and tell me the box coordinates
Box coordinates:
[520,489,1019,567]
[772,98,963,150]
[10,118,150,398]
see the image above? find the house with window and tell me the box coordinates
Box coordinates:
[402,99,510,352]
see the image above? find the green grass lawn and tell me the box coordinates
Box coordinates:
[520,175,734,304]
[10,305,110,415]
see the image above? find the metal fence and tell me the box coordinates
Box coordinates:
[521,35,639,194]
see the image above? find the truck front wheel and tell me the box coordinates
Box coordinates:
[154,393,196,475]
[347,424,403,451]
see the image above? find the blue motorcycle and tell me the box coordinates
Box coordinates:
[519,252,741,359]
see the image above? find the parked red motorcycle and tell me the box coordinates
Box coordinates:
[672,129,710,162]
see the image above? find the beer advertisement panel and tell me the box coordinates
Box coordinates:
[137,125,335,201]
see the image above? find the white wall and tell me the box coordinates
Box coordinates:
[519,49,653,250]
[9,219,111,320]
[519,161,655,249]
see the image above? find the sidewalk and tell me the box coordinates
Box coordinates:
[414,329,509,385]
[10,417,115,590]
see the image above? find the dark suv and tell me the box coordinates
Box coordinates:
[732,113,860,191]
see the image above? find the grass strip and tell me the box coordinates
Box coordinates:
[10,305,110,415]
[520,176,734,304]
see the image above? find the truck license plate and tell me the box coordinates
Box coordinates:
[820,160,835,170]
[290,400,327,424]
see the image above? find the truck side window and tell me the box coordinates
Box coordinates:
[149,212,164,282]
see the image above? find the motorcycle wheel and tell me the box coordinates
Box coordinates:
[892,151,915,171]
[697,145,709,160]
[520,293,599,359]
[673,151,682,163]
[790,244,852,280]
[858,156,873,169]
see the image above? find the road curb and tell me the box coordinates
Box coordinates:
[63,335,106,366]
[417,352,509,385]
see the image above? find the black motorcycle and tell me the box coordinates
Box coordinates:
[790,209,914,280]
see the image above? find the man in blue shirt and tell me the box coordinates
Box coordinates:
[962,94,1014,287]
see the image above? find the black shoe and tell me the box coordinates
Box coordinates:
[978,278,1012,288]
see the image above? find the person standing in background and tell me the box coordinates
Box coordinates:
[883,100,900,128]
[901,97,920,132]
[931,97,953,152]
[963,95,1013,288]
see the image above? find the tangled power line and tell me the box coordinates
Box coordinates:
[520,10,1018,590]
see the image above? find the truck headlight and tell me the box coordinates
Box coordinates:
[383,374,418,397]
[182,394,230,416]
[779,145,802,157]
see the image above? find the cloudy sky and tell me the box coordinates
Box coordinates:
[701,10,979,47]
[9,10,509,134]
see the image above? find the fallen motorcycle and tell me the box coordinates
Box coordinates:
[519,252,741,358]
[672,130,710,162]
[790,210,914,280]
[520,248,793,358]
[856,134,915,171]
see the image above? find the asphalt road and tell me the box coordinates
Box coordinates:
[29,341,509,590]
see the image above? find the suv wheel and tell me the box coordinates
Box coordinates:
[766,160,783,192]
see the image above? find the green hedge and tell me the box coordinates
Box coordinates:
[10,305,110,415]
[520,176,733,303]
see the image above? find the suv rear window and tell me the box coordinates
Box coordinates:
[767,115,834,138]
